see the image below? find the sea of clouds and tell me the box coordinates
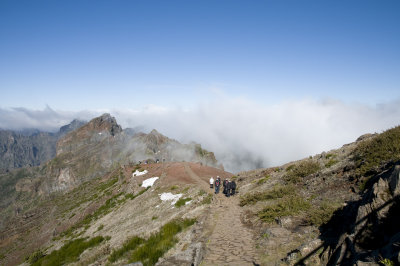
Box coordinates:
[1,97,400,173]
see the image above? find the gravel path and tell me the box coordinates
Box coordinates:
[183,163,259,266]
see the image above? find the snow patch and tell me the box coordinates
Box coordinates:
[132,169,148,177]
[185,200,192,205]
[159,192,182,205]
[141,177,159,188]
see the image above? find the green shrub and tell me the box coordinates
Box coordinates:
[306,201,341,226]
[26,250,44,264]
[240,185,295,206]
[257,175,270,185]
[325,159,338,168]
[108,236,144,263]
[170,185,178,190]
[32,236,104,266]
[284,160,320,184]
[130,219,196,266]
[201,193,213,205]
[175,197,192,208]
[125,193,135,200]
[353,126,400,177]
[325,153,337,159]
[258,195,311,223]
[286,165,295,171]
[0,253,5,260]
[198,189,206,196]
[97,177,118,192]
[379,258,394,266]
[97,224,104,231]
[152,216,158,220]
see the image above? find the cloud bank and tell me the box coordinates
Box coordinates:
[1,98,400,173]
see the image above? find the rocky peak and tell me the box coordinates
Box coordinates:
[88,113,122,136]
[56,114,122,155]
[146,129,169,146]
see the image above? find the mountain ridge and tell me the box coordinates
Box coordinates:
[1,122,399,266]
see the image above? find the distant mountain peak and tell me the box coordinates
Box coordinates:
[59,119,86,136]
[90,113,122,136]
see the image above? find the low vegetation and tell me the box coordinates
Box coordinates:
[108,219,196,265]
[325,158,338,168]
[305,200,341,226]
[175,197,192,207]
[108,236,144,263]
[240,185,295,206]
[60,188,149,239]
[201,193,213,205]
[257,175,270,185]
[31,236,105,266]
[130,219,196,266]
[258,195,311,223]
[353,126,400,177]
[170,185,179,191]
[284,160,320,184]
[25,250,44,264]
[241,182,341,226]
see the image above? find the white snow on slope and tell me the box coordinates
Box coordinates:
[141,177,159,188]
[132,169,148,177]
[159,192,182,205]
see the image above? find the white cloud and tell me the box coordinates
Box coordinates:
[1,97,400,173]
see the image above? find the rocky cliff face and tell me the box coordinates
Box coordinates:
[0,119,85,171]
[318,163,400,265]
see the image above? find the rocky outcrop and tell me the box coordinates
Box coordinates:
[56,113,120,155]
[320,164,400,265]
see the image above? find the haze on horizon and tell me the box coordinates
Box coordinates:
[1,0,399,172]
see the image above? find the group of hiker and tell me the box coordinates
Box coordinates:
[209,176,236,197]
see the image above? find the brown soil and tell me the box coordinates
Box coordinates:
[126,162,231,188]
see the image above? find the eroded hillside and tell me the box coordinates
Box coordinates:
[0,162,232,266]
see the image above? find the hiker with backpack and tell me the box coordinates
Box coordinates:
[230,180,237,196]
[226,181,232,197]
[209,176,214,189]
[214,176,221,194]
[223,179,229,195]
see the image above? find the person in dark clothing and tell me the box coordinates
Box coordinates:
[214,177,221,194]
[222,179,228,195]
[226,181,232,197]
[230,180,236,196]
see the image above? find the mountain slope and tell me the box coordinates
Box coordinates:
[1,121,399,266]
[0,162,232,266]
[235,126,400,265]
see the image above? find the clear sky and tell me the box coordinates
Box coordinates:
[1,0,399,110]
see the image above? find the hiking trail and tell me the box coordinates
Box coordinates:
[183,163,260,266]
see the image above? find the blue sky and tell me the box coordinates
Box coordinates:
[1,0,399,110]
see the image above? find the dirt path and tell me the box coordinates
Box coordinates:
[183,163,210,191]
[183,163,259,266]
